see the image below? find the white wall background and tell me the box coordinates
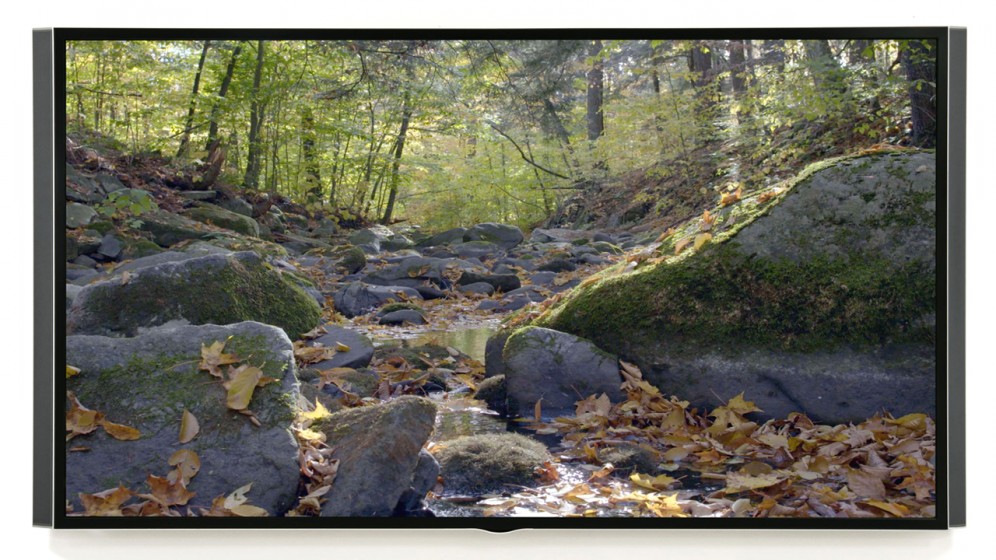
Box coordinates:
[2,1,991,557]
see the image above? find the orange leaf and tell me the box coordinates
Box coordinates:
[79,483,133,516]
[99,419,141,441]
[141,474,195,507]
[168,449,201,486]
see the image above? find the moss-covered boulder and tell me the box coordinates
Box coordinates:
[182,202,261,238]
[138,210,213,247]
[434,433,550,495]
[534,151,937,423]
[67,251,322,339]
[313,396,437,516]
[65,321,300,515]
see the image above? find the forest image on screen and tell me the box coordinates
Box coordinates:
[62,37,937,520]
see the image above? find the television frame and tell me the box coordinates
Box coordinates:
[33,26,967,530]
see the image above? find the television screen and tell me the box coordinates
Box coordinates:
[34,27,966,529]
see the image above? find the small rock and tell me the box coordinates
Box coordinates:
[456,271,521,293]
[66,203,98,229]
[97,233,123,259]
[309,325,375,369]
[457,282,495,296]
[379,309,427,325]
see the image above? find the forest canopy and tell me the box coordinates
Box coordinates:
[65,38,936,231]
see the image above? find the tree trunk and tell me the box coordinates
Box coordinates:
[206,43,242,150]
[586,40,605,141]
[243,40,266,190]
[301,106,322,202]
[176,40,210,159]
[381,95,412,224]
[728,40,747,94]
[804,40,845,92]
[901,39,937,148]
[849,39,875,64]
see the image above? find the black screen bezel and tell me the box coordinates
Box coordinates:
[39,26,960,530]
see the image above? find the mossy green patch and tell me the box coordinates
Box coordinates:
[71,253,321,339]
[434,433,550,494]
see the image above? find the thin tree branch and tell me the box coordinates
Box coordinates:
[484,119,571,180]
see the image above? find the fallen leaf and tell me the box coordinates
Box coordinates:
[178,409,199,444]
[630,473,678,491]
[200,340,239,378]
[298,400,332,422]
[66,365,81,379]
[335,342,351,352]
[534,398,543,422]
[724,472,784,493]
[79,484,133,516]
[141,474,195,506]
[847,468,886,500]
[863,500,910,517]
[720,186,743,206]
[99,419,141,441]
[693,233,712,251]
[226,365,263,410]
[167,449,201,485]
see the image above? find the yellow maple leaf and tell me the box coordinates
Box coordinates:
[225,365,263,410]
[298,400,332,422]
[630,473,677,491]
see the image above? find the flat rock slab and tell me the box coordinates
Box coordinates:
[502,327,622,418]
[642,345,936,424]
[317,396,437,516]
[65,322,300,515]
[308,325,375,370]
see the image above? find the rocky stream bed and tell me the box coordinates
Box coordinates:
[63,149,938,519]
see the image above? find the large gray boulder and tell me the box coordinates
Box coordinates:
[65,322,300,515]
[536,152,938,423]
[502,327,622,418]
[464,222,524,249]
[182,202,260,238]
[315,396,437,516]
[348,225,396,251]
[332,282,422,318]
[67,251,322,339]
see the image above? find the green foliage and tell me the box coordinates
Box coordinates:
[96,189,158,228]
[66,38,928,229]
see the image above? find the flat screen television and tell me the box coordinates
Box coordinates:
[33,27,966,530]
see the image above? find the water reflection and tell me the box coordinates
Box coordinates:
[373,326,498,362]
